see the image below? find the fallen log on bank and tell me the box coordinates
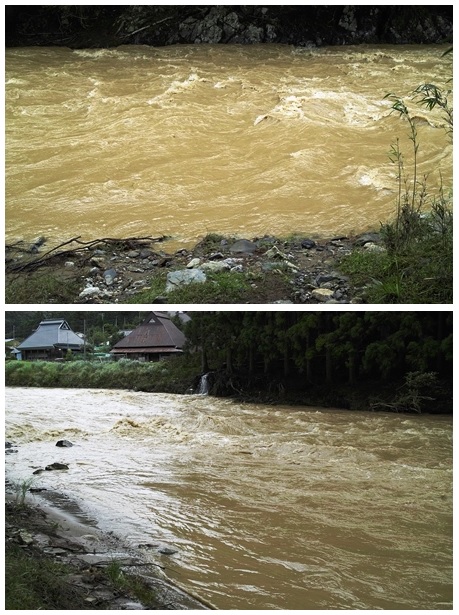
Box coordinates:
[5,235,168,273]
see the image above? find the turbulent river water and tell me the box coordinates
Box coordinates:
[5,387,453,610]
[5,44,452,250]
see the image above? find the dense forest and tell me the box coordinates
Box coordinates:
[182,312,453,412]
[183,312,452,380]
[5,5,453,48]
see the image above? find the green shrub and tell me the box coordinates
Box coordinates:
[5,355,201,393]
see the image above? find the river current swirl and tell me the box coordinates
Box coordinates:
[5,387,453,610]
[5,44,452,250]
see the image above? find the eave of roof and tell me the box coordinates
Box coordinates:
[111,347,183,354]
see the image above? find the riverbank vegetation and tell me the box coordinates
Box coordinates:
[340,64,453,303]
[5,355,198,395]
[5,311,453,413]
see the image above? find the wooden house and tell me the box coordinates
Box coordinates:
[16,319,84,361]
[110,312,186,361]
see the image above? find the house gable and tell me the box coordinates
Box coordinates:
[111,312,186,360]
[17,319,84,358]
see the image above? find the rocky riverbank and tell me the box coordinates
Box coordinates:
[5,6,453,49]
[5,232,384,304]
[5,444,211,610]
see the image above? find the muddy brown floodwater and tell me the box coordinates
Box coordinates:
[6,44,452,251]
[5,387,453,610]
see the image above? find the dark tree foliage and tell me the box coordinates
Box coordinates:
[184,311,453,388]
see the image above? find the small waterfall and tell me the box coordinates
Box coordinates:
[196,373,210,396]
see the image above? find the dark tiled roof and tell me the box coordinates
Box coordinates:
[111,312,185,352]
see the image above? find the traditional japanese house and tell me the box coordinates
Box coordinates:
[110,312,186,361]
[16,319,84,361]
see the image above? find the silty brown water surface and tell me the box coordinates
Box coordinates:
[5,44,452,250]
[5,387,453,610]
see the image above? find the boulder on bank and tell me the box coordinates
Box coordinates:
[166,269,206,292]
[229,239,257,254]
[311,288,335,302]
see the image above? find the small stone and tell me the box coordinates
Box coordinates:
[79,286,100,299]
[32,236,46,247]
[311,288,334,302]
[19,531,34,545]
[265,246,287,259]
[64,261,75,268]
[104,269,117,285]
[158,257,173,267]
[363,242,386,253]
[301,239,316,249]
[90,257,106,268]
[285,261,300,272]
[354,232,382,246]
[158,546,178,555]
[187,258,201,269]
[200,261,230,272]
[45,462,69,471]
[56,440,73,447]
[315,272,338,285]
[125,265,144,273]
[127,250,140,258]
[229,239,257,254]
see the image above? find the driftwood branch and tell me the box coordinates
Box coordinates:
[6,235,168,273]
[121,15,176,38]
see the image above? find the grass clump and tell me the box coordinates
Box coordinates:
[105,559,161,607]
[11,477,35,507]
[5,273,81,304]
[6,543,90,609]
[341,194,453,303]
[130,270,252,304]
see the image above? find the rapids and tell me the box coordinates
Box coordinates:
[5,44,452,250]
[5,387,453,610]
